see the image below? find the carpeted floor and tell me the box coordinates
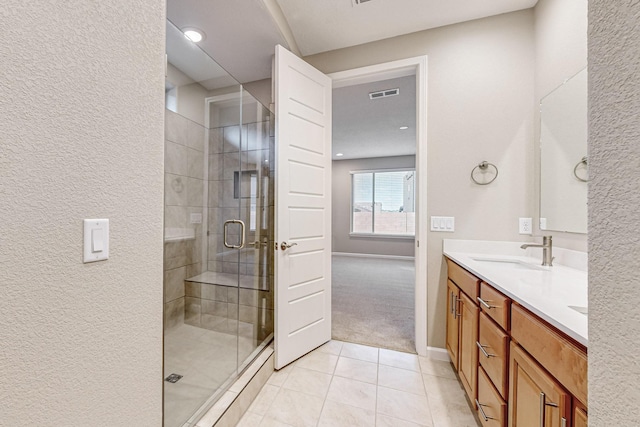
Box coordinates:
[331,255,415,353]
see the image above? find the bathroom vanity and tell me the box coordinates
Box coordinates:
[443,240,587,427]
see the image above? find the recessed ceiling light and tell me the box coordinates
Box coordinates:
[399,126,409,130]
[183,28,205,43]
[336,153,344,157]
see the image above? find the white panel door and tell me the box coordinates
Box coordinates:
[274,45,332,369]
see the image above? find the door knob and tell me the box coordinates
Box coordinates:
[280,241,298,251]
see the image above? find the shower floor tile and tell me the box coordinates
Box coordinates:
[164,323,255,427]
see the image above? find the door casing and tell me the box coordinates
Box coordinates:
[329,56,429,356]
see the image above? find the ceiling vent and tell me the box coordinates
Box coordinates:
[352,0,373,5]
[369,88,400,100]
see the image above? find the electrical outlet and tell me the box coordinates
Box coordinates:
[519,217,532,235]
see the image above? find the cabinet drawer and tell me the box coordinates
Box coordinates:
[479,282,510,331]
[476,366,506,427]
[511,304,588,406]
[446,258,480,300]
[478,312,509,399]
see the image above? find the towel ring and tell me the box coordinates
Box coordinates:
[471,161,498,185]
[573,156,588,182]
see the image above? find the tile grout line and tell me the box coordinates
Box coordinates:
[316,343,338,427]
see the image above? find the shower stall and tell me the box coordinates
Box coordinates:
[163,19,274,427]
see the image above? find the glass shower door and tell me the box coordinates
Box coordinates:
[236,90,274,369]
[164,18,274,426]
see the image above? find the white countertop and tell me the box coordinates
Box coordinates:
[443,239,588,347]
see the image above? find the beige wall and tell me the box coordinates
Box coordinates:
[534,0,588,251]
[332,156,416,257]
[588,1,640,424]
[307,10,536,348]
[0,1,165,425]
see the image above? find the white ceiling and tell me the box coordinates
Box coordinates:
[167,0,538,159]
[166,20,238,90]
[167,0,290,84]
[275,0,538,56]
[333,76,416,160]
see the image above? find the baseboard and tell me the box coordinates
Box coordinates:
[427,346,450,362]
[332,252,415,261]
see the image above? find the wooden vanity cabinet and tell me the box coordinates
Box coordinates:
[478,311,509,399]
[458,291,479,402]
[479,281,510,331]
[509,343,571,427]
[444,255,587,427]
[446,279,460,370]
[573,405,588,427]
[477,366,507,427]
[445,259,480,406]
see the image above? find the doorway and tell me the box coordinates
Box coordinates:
[329,57,428,355]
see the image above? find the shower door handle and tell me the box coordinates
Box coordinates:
[223,219,246,249]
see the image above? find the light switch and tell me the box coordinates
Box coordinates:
[445,217,454,230]
[92,228,104,252]
[84,219,109,263]
[430,216,455,232]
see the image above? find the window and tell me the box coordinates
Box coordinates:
[351,169,415,236]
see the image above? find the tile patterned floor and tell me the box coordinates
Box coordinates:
[164,324,258,427]
[237,341,480,427]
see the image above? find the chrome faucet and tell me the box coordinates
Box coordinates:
[520,236,553,266]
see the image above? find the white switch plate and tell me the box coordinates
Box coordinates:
[84,219,109,263]
[431,216,455,232]
[190,213,202,224]
[519,217,532,235]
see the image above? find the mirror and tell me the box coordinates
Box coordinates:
[539,68,587,234]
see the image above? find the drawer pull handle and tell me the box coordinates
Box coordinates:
[539,393,559,427]
[562,417,567,427]
[477,296,496,309]
[450,291,455,314]
[476,341,495,358]
[455,297,462,318]
[475,399,495,422]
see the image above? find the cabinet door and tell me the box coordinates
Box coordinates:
[458,291,479,404]
[509,343,571,427]
[446,280,460,370]
[573,406,587,427]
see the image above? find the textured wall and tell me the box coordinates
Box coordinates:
[332,156,416,257]
[306,10,535,347]
[534,0,588,250]
[588,1,640,424]
[0,1,165,425]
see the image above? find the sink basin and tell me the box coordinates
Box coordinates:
[471,257,545,271]
[568,305,588,316]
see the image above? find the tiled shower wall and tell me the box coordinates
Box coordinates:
[183,119,275,343]
[207,121,273,275]
[164,109,206,330]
